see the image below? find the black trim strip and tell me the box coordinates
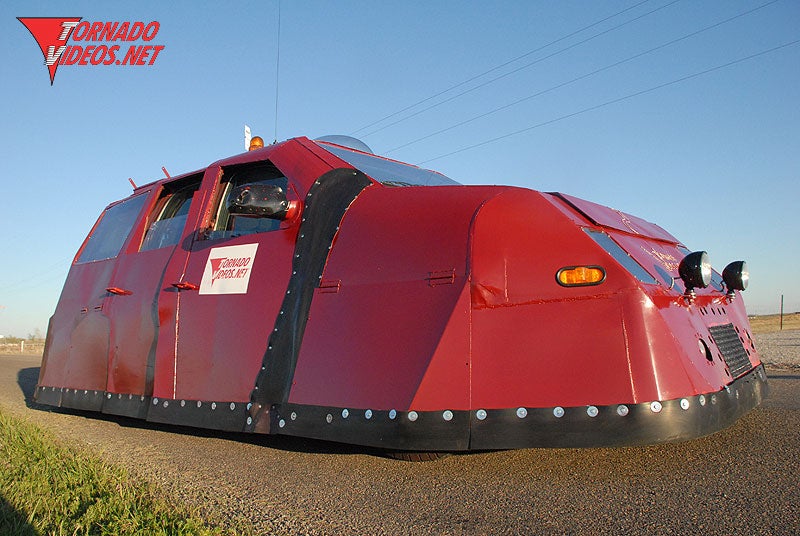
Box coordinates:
[248,168,373,429]
[33,365,768,452]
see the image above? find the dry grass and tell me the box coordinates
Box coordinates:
[748,312,800,334]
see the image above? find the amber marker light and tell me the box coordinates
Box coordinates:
[556,266,606,287]
[248,136,264,151]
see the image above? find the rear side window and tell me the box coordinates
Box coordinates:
[584,229,658,284]
[140,179,201,251]
[76,194,147,263]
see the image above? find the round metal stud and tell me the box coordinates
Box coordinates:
[650,401,663,413]
[291,412,297,421]
[680,399,690,410]
[443,410,453,421]
[711,394,717,405]
[118,393,122,399]
[342,409,350,419]
[153,398,159,405]
[107,393,112,399]
[230,403,236,411]
[587,406,599,418]
[699,395,706,406]
[247,416,252,425]
[181,400,186,407]
[197,401,202,408]
[616,405,629,417]
[163,400,169,408]
[279,419,286,428]
[389,409,397,420]
[247,403,252,410]
[476,409,487,421]
[553,407,565,418]
[408,411,419,422]
[516,407,528,419]
[211,402,217,410]
[326,413,333,423]
[365,409,373,419]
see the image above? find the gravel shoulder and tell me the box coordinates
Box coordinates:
[1,330,798,534]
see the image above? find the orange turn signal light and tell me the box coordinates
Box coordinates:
[556,266,606,287]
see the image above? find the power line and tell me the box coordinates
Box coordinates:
[357,0,683,139]
[387,0,781,154]
[417,39,800,165]
[348,0,659,136]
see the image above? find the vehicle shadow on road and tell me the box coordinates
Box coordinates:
[17,366,385,458]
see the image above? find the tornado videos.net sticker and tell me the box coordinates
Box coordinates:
[18,17,165,85]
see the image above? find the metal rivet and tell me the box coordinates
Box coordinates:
[476,409,487,421]
[247,416,252,425]
[650,401,663,413]
[274,328,278,332]
[587,406,599,418]
[295,254,300,258]
[365,409,372,419]
[247,403,252,410]
[516,407,528,419]
[197,401,202,407]
[443,410,453,421]
[291,412,297,420]
[279,419,286,428]
[153,398,159,405]
[107,393,112,399]
[699,395,706,406]
[211,402,217,410]
[389,409,397,420]
[118,393,122,399]
[553,407,564,418]
[181,400,186,407]
[268,345,272,350]
[293,271,297,275]
[408,411,419,422]
[326,413,333,423]
[280,311,284,315]
[617,405,629,417]
[230,403,236,411]
[163,400,169,408]
[711,395,717,405]
[300,234,305,238]
[128,394,133,400]
[342,409,349,419]
[680,399,690,410]
[141,396,145,402]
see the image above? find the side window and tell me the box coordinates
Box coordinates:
[76,194,148,263]
[140,177,202,251]
[206,162,289,240]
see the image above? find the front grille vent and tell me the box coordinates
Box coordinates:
[708,323,751,378]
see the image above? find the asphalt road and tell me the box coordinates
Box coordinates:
[1,353,798,535]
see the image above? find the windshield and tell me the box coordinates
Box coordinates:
[317,142,461,187]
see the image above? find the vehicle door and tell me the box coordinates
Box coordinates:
[162,161,300,405]
[101,173,203,416]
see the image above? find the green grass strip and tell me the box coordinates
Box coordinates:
[0,408,236,535]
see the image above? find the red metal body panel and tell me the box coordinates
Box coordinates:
[288,186,501,410]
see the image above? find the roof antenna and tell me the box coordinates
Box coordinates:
[128,178,137,189]
[273,0,281,144]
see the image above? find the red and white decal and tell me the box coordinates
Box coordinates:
[199,244,258,295]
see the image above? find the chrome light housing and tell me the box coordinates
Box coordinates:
[678,251,712,296]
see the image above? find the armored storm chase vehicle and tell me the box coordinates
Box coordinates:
[36,135,767,457]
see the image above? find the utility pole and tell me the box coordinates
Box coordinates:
[780,294,784,331]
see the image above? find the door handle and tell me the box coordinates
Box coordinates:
[106,287,133,296]
[172,282,199,291]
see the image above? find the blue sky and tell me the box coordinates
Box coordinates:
[1,0,798,337]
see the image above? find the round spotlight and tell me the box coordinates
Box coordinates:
[722,261,748,293]
[678,251,712,294]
